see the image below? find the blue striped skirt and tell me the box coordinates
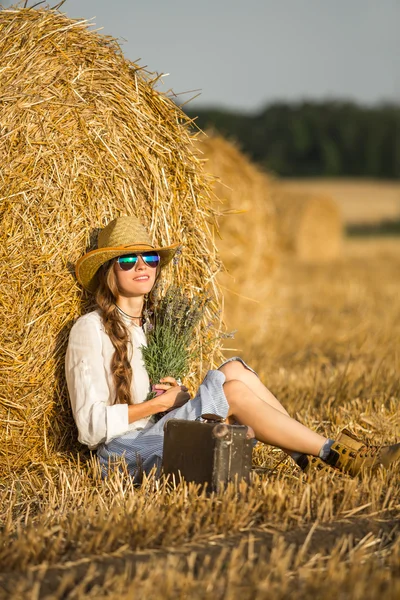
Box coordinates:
[97,357,257,479]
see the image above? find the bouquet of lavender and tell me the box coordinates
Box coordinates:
[141,285,209,419]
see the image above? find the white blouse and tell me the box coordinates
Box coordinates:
[65,310,151,450]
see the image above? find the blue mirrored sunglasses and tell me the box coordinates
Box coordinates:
[117,251,160,271]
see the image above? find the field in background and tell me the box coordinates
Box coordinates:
[1,230,399,598]
[278,179,400,225]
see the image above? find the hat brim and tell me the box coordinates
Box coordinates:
[76,243,180,293]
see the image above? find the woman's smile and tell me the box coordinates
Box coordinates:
[132,274,150,281]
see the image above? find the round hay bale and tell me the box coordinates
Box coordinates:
[0,7,223,472]
[195,134,277,332]
[271,188,343,261]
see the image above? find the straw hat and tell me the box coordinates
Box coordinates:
[76,216,180,292]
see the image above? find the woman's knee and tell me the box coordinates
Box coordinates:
[219,359,246,381]
[223,379,248,407]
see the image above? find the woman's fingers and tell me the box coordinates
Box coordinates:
[159,377,180,386]
[154,382,188,392]
[159,377,177,385]
[160,377,182,386]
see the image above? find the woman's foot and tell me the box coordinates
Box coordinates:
[324,429,400,477]
[297,454,349,479]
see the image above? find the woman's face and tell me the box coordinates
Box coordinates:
[113,254,158,298]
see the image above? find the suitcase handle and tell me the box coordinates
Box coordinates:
[197,415,254,440]
[200,413,225,423]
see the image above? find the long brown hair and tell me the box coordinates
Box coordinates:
[95,260,160,405]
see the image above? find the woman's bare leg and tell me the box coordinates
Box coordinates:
[223,379,326,456]
[220,360,295,453]
[219,360,290,416]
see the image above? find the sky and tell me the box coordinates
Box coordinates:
[3,0,399,111]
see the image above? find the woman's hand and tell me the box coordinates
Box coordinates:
[151,384,190,413]
[153,376,182,392]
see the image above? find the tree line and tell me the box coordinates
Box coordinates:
[185,101,400,178]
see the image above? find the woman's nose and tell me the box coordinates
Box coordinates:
[135,255,146,269]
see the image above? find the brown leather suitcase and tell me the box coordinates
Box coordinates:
[162,418,253,492]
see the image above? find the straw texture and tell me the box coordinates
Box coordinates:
[0,7,223,473]
[271,187,343,261]
[195,133,276,330]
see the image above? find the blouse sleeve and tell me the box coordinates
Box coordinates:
[65,315,129,448]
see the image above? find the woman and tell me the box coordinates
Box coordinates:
[65,216,400,480]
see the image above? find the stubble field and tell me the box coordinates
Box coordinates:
[1,224,399,598]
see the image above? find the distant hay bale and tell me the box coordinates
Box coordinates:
[271,188,343,261]
[196,134,276,331]
[0,7,223,472]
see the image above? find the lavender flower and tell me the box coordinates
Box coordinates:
[172,245,183,266]
[141,285,209,420]
[221,329,237,340]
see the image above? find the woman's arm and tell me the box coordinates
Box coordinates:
[65,315,133,448]
[127,399,161,423]
[128,386,190,423]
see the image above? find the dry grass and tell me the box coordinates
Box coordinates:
[2,539,400,599]
[1,237,399,598]
[1,459,399,569]
[0,7,224,474]
[195,133,276,332]
[278,178,400,225]
[0,470,399,598]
